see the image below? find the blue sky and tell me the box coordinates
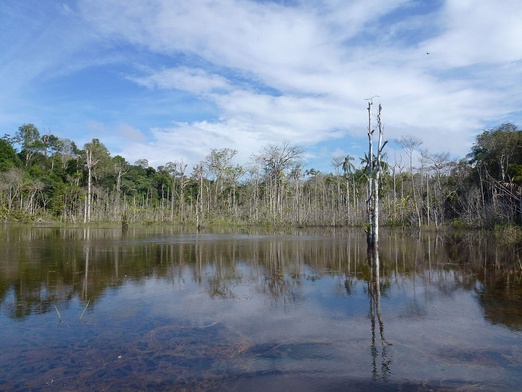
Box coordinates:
[1,0,521,173]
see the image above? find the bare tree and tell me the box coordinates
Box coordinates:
[396,135,423,228]
[84,148,98,223]
[165,161,188,221]
[420,150,454,228]
[389,152,405,224]
[0,168,25,211]
[192,162,205,230]
[205,148,238,215]
[253,141,303,221]
[112,155,128,220]
[365,100,387,248]
[83,139,110,223]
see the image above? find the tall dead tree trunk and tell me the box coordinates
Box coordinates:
[366,101,375,246]
[84,148,98,223]
[366,100,387,248]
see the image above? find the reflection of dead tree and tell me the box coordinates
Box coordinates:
[81,228,91,301]
[259,240,304,311]
[368,246,392,381]
[81,246,89,300]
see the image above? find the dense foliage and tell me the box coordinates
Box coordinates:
[1,123,521,227]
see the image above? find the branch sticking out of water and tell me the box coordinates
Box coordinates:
[52,304,62,323]
[80,300,90,320]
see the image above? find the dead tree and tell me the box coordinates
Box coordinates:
[365,100,387,248]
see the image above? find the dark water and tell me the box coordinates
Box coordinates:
[1,225,521,391]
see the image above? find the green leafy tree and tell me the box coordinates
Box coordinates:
[0,138,21,171]
[16,124,44,166]
[469,123,522,183]
[467,123,522,224]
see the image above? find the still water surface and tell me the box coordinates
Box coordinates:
[0,225,521,391]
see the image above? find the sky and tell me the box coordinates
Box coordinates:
[1,0,521,173]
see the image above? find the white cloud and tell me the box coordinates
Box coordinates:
[116,119,285,169]
[132,67,233,94]
[424,0,522,66]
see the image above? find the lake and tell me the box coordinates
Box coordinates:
[0,225,521,391]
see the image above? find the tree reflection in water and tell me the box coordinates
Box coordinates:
[367,245,392,382]
[82,228,90,301]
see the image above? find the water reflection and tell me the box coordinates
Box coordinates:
[0,225,521,390]
[0,226,521,329]
[367,246,392,382]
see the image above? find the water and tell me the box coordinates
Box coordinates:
[0,225,521,391]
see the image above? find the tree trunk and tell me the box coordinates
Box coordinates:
[366,101,386,248]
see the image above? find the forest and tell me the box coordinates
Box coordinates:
[0,123,521,229]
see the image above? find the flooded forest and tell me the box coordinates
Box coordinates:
[1,123,522,390]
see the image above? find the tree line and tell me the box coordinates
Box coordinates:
[0,123,521,228]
